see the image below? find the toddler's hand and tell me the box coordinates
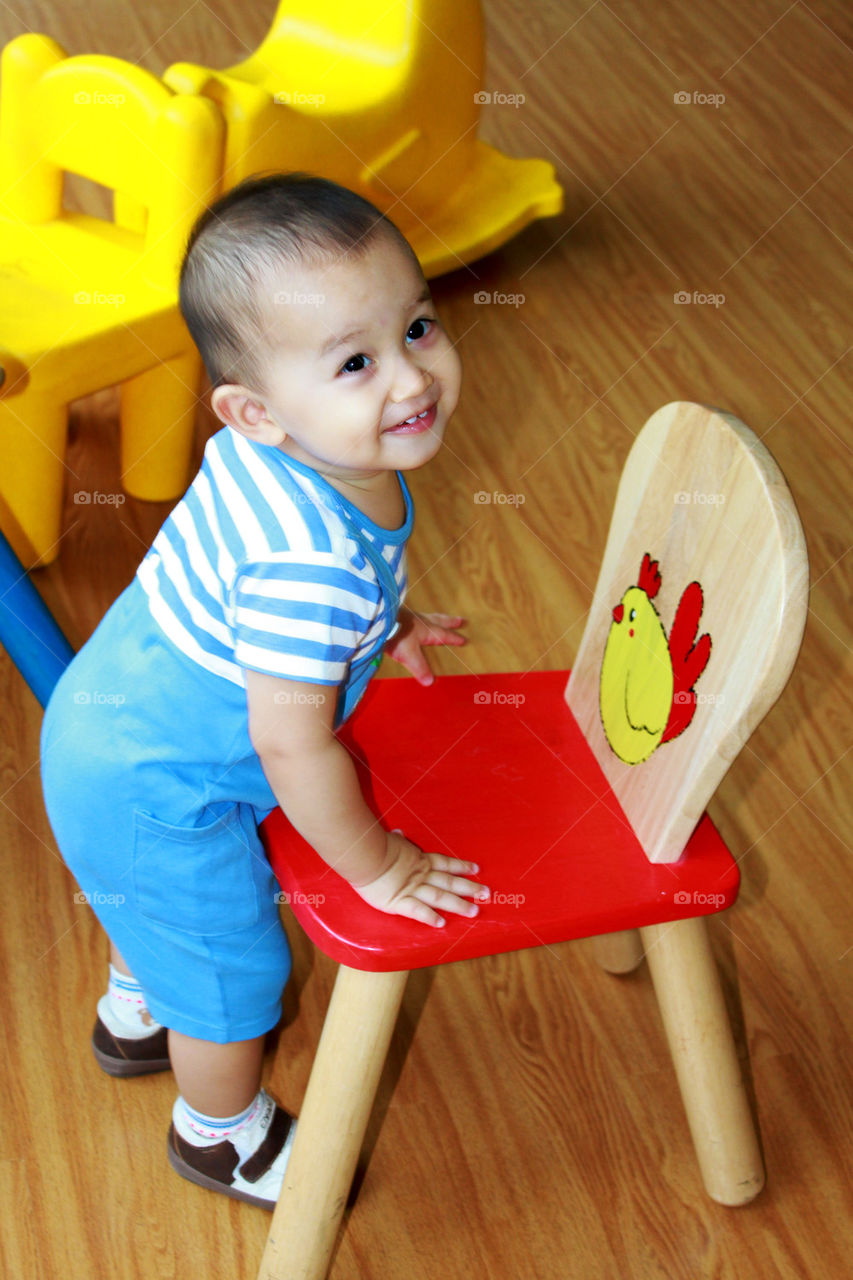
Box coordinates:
[352,830,487,928]
[384,608,467,686]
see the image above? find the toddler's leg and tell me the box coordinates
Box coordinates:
[94,948,294,1208]
[168,1029,264,1117]
[110,945,132,976]
[167,1029,296,1209]
[91,945,171,1077]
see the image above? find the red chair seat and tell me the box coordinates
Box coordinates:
[261,670,739,971]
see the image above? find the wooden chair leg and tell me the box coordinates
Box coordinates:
[259,965,409,1280]
[587,928,645,974]
[120,351,201,501]
[640,916,764,1206]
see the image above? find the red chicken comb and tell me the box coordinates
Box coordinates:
[638,552,662,599]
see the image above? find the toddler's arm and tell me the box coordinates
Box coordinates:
[245,669,486,928]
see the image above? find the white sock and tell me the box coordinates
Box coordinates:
[99,963,163,1040]
[173,1089,274,1157]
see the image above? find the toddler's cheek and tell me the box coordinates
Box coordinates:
[443,344,463,400]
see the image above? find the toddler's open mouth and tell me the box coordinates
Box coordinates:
[384,403,438,435]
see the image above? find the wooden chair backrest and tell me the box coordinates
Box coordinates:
[566,401,808,863]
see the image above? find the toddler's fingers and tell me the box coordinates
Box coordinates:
[416,881,480,918]
[420,614,467,644]
[422,612,465,627]
[427,853,479,876]
[396,897,446,928]
[422,628,467,647]
[426,871,488,901]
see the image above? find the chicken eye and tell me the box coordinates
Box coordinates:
[629,608,636,621]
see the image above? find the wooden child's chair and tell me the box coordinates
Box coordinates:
[0,34,223,566]
[259,401,808,1280]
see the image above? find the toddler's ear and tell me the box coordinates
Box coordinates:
[210,384,287,447]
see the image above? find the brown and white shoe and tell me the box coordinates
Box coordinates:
[91,1014,171,1077]
[167,1090,296,1210]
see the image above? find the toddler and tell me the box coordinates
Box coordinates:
[40,173,487,1209]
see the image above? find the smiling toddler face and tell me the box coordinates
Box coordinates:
[253,231,462,481]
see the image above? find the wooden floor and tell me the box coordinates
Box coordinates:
[1,1,851,1277]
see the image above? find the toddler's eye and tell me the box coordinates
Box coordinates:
[340,353,372,375]
[406,317,433,343]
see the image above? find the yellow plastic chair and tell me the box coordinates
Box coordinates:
[163,0,562,277]
[0,34,223,566]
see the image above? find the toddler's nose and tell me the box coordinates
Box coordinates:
[392,357,432,402]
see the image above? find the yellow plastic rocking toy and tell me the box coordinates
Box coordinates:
[162,0,563,276]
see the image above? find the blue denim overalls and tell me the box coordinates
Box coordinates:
[40,474,407,1043]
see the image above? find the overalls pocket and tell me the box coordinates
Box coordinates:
[132,805,262,936]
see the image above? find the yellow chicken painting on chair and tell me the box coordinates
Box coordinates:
[599,553,712,765]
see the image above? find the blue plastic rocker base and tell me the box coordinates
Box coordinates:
[0,529,74,706]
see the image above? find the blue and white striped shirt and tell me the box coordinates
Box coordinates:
[136,428,412,691]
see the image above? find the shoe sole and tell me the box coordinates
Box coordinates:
[167,1128,276,1210]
